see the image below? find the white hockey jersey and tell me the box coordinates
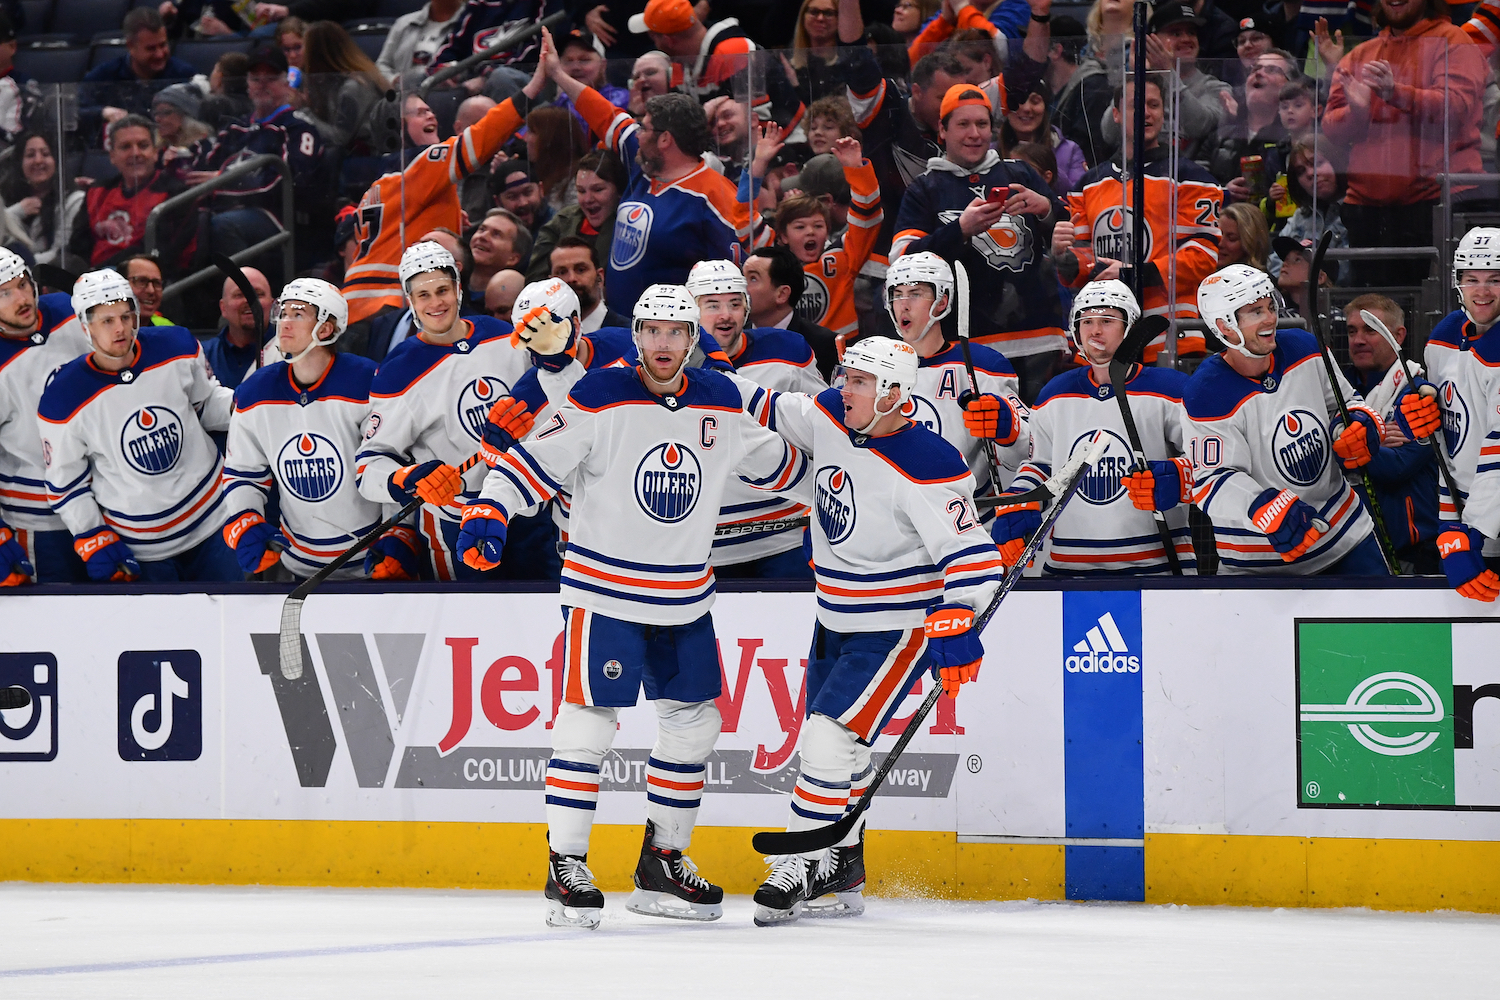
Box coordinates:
[37,327,234,560]
[477,365,808,625]
[1010,364,1195,575]
[223,354,388,579]
[754,386,1007,633]
[1452,322,1500,541]
[355,316,529,532]
[1422,309,1500,559]
[908,340,1029,502]
[0,293,89,531]
[1182,329,1375,574]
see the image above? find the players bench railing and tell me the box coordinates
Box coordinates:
[144,154,296,308]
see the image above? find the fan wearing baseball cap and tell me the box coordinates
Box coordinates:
[626,0,795,112]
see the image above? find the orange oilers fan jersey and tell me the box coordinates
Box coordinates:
[1064,154,1222,361]
[342,97,525,324]
[795,159,883,337]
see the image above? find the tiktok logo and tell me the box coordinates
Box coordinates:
[117,651,202,761]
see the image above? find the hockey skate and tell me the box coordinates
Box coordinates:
[544,851,604,929]
[803,833,866,918]
[625,821,724,921]
[753,854,813,927]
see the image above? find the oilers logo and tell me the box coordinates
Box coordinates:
[1270,409,1328,486]
[814,465,856,544]
[119,406,184,475]
[938,209,1032,272]
[795,273,830,323]
[276,432,344,502]
[457,377,510,442]
[1070,429,1131,505]
[1092,207,1152,263]
[634,442,702,522]
[1439,381,1468,458]
[900,394,943,434]
[610,202,653,270]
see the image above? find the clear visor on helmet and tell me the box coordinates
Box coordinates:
[833,365,881,397]
[887,284,937,307]
[272,299,320,330]
[1457,272,1500,293]
[85,298,138,332]
[635,321,694,347]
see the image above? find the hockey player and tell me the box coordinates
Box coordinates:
[221,279,407,581]
[747,336,1005,925]
[997,279,1195,574]
[1181,265,1395,575]
[355,241,532,580]
[687,259,825,577]
[37,269,240,582]
[457,283,808,928]
[0,248,91,584]
[883,251,1028,510]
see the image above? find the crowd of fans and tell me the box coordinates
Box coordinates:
[0,0,1496,586]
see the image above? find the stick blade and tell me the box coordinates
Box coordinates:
[278,597,307,680]
[751,813,859,855]
[1117,315,1169,368]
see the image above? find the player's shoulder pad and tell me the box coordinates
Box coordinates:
[371,335,445,394]
[567,364,647,409]
[508,364,552,411]
[967,341,1018,377]
[812,385,847,424]
[234,361,290,408]
[1471,325,1500,366]
[587,327,636,368]
[136,325,201,369]
[468,314,516,344]
[738,327,814,367]
[868,420,971,484]
[1127,365,1189,399]
[324,352,378,397]
[1032,365,1094,407]
[37,292,76,331]
[37,353,103,422]
[681,366,745,409]
[1271,327,1321,368]
[0,332,28,369]
[1428,308,1469,349]
[1182,353,1256,420]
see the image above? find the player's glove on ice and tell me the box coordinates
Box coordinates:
[1122,457,1192,512]
[1396,381,1442,440]
[390,460,463,507]
[73,526,140,582]
[457,501,508,571]
[223,511,286,575]
[991,494,1042,568]
[1249,488,1323,562]
[924,603,983,698]
[0,520,34,586]
[1331,404,1384,469]
[1437,524,1500,602]
[365,525,423,581]
[479,396,535,467]
[958,392,1017,444]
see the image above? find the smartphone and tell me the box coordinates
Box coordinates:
[986,186,1008,203]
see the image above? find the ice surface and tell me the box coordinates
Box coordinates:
[1,883,1494,999]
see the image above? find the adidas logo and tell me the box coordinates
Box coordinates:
[1065,612,1140,674]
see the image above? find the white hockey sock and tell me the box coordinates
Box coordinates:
[645,698,720,851]
[838,745,874,848]
[787,714,859,846]
[546,703,618,857]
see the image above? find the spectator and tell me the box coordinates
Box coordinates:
[627,51,676,117]
[1048,15,1113,168]
[1322,0,1486,286]
[1218,201,1271,271]
[891,0,939,44]
[628,0,755,101]
[467,207,530,311]
[1272,235,1334,320]
[1277,76,1317,146]
[1,132,83,267]
[203,266,275,391]
[554,28,628,139]
[429,0,559,95]
[1085,0,1132,53]
[484,267,525,322]
[158,0,253,37]
[947,27,1007,88]
[1001,80,1086,193]
[1223,13,1274,91]
[275,17,308,71]
[865,22,912,81]
[254,3,364,33]
[907,0,1002,66]
[452,96,499,222]
[0,13,41,150]
[1340,293,1439,573]
[376,0,464,85]
[84,8,198,126]
[744,244,839,379]
[1209,51,1295,200]
[201,52,253,129]
[151,84,213,152]
[525,106,589,212]
[492,160,552,235]
[791,0,850,103]
[1188,0,1241,60]
[1276,141,1350,282]
[70,116,197,272]
[117,254,175,326]
[804,94,860,156]
[307,205,359,286]
[705,94,752,183]
[551,234,628,331]
[1010,140,1060,194]
[526,148,624,283]
[302,21,390,156]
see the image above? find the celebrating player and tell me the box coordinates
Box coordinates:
[355,242,532,580]
[459,283,808,928]
[746,337,1005,926]
[0,248,91,584]
[1181,266,1387,575]
[222,279,403,581]
[38,269,240,582]
[999,279,1196,574]
[883,251,1028,511]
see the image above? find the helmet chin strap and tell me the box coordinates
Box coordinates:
[1221,320,1272,359]
[639,350,691,391]
[279,326,335,364]
[857,389,903,435]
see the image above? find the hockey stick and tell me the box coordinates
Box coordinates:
[32,264,78,293]
[1106,315,1181,575]
[1305,232,1399,575]
[953,261,1004,494]
[0,685,31,710]
[1359,308,1465,521]
[749,433,1110,856]
[212,253,265,344]
[277,453,485,681]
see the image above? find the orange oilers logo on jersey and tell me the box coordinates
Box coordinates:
[1072,428,1131,505]
[1092,207,1152,263]
[815,465,856,544]
[120,406,184,475]
[276,432,344,502]
[1272,409,1328,486]
[1440,380,1469,458]
[938,209,1032,272]
[900,394,943,434]
[634,442,701,522]
[611,203,654,270]
[457,377,511,443]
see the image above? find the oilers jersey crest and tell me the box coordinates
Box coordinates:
[1425,309,1489,540]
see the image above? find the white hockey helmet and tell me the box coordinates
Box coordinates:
[511,277,581,356]
[1198,265,1277,358]
[274,277,348,363]
[839,335,920,433]
[72,268,138,331]
[632,284,701,386]
[399,240,461,296]
[884,251,953,320]
[0,246,32,289]
[685,258,750,325]
[1068,279,1140,363]
[1454,227,1500,323]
